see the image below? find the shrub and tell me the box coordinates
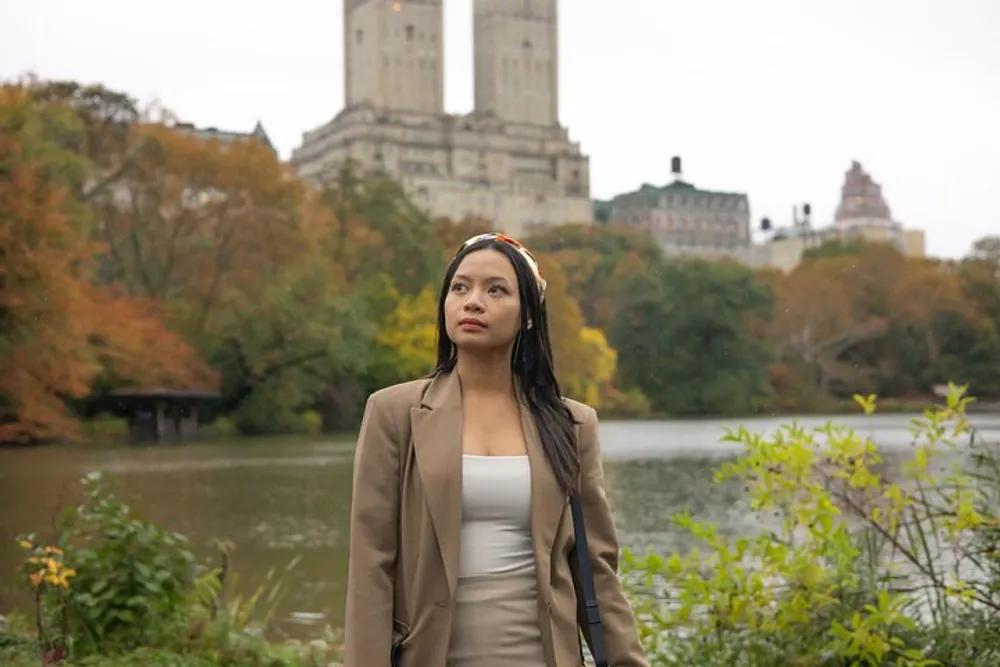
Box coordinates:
[622,384,1000,666]
[10,472,338,666]
[18,471,197,655]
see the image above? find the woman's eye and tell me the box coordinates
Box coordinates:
[489,285,510,296]
[451,283,467,293]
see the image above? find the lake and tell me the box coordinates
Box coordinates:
[3,412,999,639]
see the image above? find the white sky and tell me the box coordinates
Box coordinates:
[2,0,998,258]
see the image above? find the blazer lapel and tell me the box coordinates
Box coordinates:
[410,372,463,596]
[521,399,570,589]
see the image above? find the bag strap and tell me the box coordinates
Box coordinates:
[571,494,608,667]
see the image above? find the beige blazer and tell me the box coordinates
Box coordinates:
[344,370,648,667]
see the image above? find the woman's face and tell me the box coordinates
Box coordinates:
[444,248,523,352]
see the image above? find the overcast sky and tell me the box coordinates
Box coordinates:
[3,0,997,258]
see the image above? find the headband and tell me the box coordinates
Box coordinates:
[460,232,547,301]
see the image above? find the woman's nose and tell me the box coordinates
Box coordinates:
[463,294,485,312]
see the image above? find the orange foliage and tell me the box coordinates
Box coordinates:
[0,91,213,443]
[769,244,979,392]
[434,216,494,257]
[91,124,308,335]
[769,257,889,389]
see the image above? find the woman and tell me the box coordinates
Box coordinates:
[344,232,647,667]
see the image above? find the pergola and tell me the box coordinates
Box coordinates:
[106,387,221,443]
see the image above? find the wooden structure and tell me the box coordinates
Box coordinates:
[107,387,221,443]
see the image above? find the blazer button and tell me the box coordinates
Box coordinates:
[435,600,448,608]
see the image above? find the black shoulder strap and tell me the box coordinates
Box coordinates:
[571,494,608,667]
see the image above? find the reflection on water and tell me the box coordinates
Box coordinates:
[1,413,998,639]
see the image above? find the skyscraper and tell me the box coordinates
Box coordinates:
[291,0,591,236]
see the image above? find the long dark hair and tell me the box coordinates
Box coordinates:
[433,237,580,496]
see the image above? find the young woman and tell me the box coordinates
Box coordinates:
[344,233,647,667]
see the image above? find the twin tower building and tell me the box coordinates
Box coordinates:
[291,0,591,235]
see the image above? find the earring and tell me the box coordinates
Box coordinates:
[526,318,534,330]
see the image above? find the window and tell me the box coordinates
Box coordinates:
[356,29,363,44]
[405,25,414,41]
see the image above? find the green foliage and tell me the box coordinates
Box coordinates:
[7,473,344,667]
[622,384,1000,666]
[612,258,774,415]
[802,238,873,261]
[52,471,196,652]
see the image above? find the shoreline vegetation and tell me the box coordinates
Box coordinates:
[4,386,1000,666]
[2,77,1000,448]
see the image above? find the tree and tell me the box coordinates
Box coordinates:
[0,84,211,443]
[613,259,774,415]
[317,167,444,295]
[371,286,438,387]
[767,258,889,394]
[88,124,308,339]
[533,254,598,402]
[971,235,1000,270]
[434,216,493,259]
[527,224,663,329]
[25,79,145,202]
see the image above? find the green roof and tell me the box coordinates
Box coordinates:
[593,199,612,223]
[609,179,746,208]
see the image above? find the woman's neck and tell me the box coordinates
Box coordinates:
[455,352,513,396]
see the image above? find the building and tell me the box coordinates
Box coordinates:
[172,121,276,154]
[594,157,752,262]
[290,0,591,237]
[751,161,926,271]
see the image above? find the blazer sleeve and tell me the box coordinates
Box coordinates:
[344,392,400,667]
[572,406,649,667]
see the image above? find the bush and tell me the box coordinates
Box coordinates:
[17,471,196,655]
[622,383,1000,666]
[10,472,342,667]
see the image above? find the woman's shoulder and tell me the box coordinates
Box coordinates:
[561,396,598,424]
[368,377,435,412]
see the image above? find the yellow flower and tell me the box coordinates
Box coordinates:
[18,540,32,550]
[43,546,63,556]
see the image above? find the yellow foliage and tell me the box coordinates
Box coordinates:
[567,327,618,407]
[376,287,438,380]
[580,326,617,384]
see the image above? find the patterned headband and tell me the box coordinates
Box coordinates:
[460,232,547,301]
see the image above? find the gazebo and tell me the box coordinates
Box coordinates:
[106,387,221,443]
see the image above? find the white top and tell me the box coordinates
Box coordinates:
[458,455,535,579]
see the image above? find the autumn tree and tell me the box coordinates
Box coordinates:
[767,257,889,394]
[85,125,307,334]
[768,243,985,398]
[317,166,445,294]
[526,224,663,330]
[0,84,211,443]
[434,216,494,261]
[946,253,1000,396]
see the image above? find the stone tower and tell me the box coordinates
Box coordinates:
[473,0,559,126]
[834,160,892,222]
[343,0,444,114]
